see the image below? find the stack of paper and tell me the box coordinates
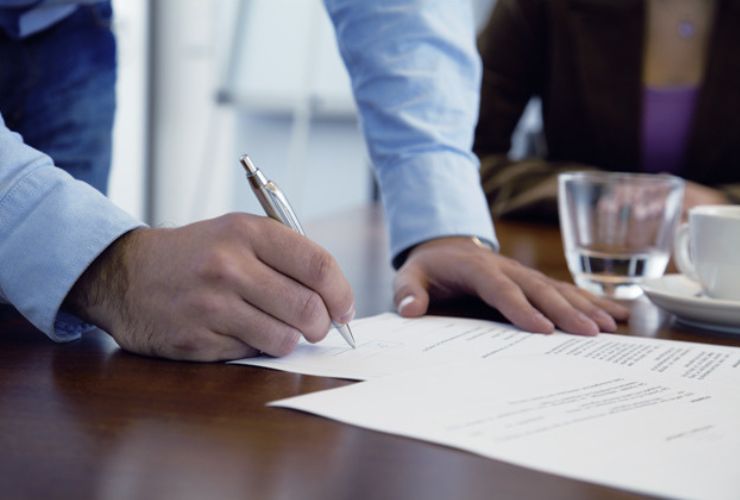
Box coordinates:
[232,314,740,499]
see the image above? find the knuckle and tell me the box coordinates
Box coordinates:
[307,250,336,287]
[306,323,331,343]
[272,330,299,357]
[503,256,523,269]
[538,284,566,303]
[537,278,559,293]
[499,283,522,299]
[197,248,240,284]
[576,299,601,315]
[529,267,548,281]
[304,318,331,344]
[468,251,491,271]
[190,294,224,322]
[219,213,260,241]
[489,273,515,291]
[556,282,590,304]
[553,279,576,292]
[219,212,249,231]
[169,331,205,358]
[509,260,542,280]
[297,291,327,327]
[195,247,228,275]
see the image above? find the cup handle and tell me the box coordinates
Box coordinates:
[673,223,699,281]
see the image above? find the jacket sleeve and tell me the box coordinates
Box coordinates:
[719,184,740,204]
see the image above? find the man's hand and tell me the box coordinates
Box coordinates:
[393,237,629,335]
[65,213,355,362]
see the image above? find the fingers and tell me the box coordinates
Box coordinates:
[191,293,302,358]
[123,291,302,361]
[165,333,260,363]
[118,321,261,363]
[573,287,631,321]
[237,260,334,343]
[551,284,617,332]
[508,270,607,334]
[250,220,355,325]
[396,237,627,337]
[222,303,301,358]
[393,263,431,317]
[504,261,632,334]
[209,335,261,361]
[499,265,603,334]
[464,264,555,334]
[108,214,355,363]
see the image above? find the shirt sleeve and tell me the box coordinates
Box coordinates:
[0,112,144,341]
[323,0,498,265]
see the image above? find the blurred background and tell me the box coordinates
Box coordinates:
[110,0,531,227]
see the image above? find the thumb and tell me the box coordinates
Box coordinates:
[393,264,430,317]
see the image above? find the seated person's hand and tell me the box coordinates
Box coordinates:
[393,237,629,335]
[682,180,729,218]
[65,213,355,361]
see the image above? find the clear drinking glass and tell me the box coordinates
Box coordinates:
[558,172,685,299]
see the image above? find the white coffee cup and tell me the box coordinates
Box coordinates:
[674,205,740,301]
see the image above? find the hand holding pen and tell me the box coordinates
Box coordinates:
[240,155,357,348]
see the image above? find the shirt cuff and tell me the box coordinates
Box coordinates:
[375,153,498,268]
[0,166,144,342]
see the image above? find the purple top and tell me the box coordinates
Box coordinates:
[641,86,699,174]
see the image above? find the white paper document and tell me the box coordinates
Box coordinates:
[272,353,740,500]
[232,313,740,385]
[237,314,740,498]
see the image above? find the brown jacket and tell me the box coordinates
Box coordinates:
[474,0,740,222]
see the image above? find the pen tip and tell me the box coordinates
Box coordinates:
[336,322,356,349]
[347,323,356,348]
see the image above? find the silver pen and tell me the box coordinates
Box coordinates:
[239,154,357,349]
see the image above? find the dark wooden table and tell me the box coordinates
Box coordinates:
[2,205,738,500]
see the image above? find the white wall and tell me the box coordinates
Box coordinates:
[145,0,504,227]
[147,0,239,226]
[225,0,369,220]
[149,0,370,227]
[108,0,148,221]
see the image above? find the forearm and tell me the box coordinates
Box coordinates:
[324,0,495,263]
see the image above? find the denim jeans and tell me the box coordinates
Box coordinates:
[0,2,116,194]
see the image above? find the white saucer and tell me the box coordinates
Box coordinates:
[640,274,740,335]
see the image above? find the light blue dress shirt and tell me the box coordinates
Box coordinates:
[0,113,142,341]
[324,0,497,264]
[1,0,496,343]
